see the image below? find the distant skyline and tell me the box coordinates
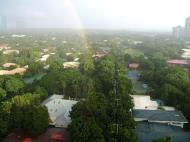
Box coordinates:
[0,0,190,32]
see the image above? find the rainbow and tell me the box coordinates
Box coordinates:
[65,0,89,49]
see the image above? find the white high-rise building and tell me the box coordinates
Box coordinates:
[172,26,184,39]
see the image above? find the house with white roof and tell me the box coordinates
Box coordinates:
[3,50,19,55]
[3,63,17,68]
[130,95,158,110]
[40,54,50,62]
[63,62,80,69]
[42,95,77,128]
[12,34,26,38]
[131,95,188,128]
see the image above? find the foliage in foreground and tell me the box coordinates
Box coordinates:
[69,51,137,142]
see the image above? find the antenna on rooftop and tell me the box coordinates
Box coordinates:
[113,46,121,142]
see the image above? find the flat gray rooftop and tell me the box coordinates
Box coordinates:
[133,109,188,123]
[136,122,190,142]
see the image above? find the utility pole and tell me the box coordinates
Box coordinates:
[113,51,121,142]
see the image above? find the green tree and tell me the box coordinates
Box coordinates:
[28,61,43,74]
[80,54,95,75]
[69,116,104,142]
[69,93,107,142]
[5,77,24,95]
[0,88,6,101]
[34,86,48,101]
[9,94,49,135]
[23,105,49,135]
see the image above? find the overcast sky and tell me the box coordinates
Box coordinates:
[0,0,190,31]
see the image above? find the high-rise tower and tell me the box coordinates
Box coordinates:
[185,17,190,37]
[172,26,184,39]
[185,17,190,30]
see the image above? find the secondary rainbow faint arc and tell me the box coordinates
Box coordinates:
[65,0,89,49]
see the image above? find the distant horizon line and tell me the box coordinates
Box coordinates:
[0,27,172,33]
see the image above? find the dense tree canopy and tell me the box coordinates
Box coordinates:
[69,50,137,142]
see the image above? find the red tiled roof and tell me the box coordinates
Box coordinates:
[167,59,189,65]
[23,138,33,142]
[51,133,64,141]
[129,63,139,69]
[2,128,70,142]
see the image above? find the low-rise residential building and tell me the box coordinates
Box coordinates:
[11,34,26,38]
[0,44,10,51]
[74,58,79,62]
[42,95,77,128]
[0,67,26,75]
[40,54,50,62]
[3,50,19,55]
[130,95,158,110]
[167,59,189,66]
[129,63,139,69]
[3,63,17,68]
[66,53,72,56]
[182,49,190,59]
[136,122,190,142]
[133,109,188,128]
[133,41,143,45]
[131,95,188,128]
[43,64,50,70]
[42,48,49,53]
[92,52,107,59]
[63,62,80,69]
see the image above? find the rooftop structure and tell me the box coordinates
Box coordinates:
[74,58,79,61]
[133,41,143,45]
[181,49,190,59]
[167,59,189,65]
[66,53,72,56]
[24,65,29,69]
[3,50,19,55]
[42,48,49,53]
[42,95,77,128]
[63,62,80,69]
[43,64,50,70]
[99,47,111,53]
[52,37,56,40]
[129,63,139,69]
[130,95,158,110]
[63,40,67,44]
[2,128,70,142]
[0,67,26,75]
[11,34,26,38]
[0,44,10,51]
[3,63,17,68]
[42,95,64,105]
[136,122,190,142]
[162,106,175,111]
[92,52,107,59]
[133,109,188,128]
[40,54,50,62]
